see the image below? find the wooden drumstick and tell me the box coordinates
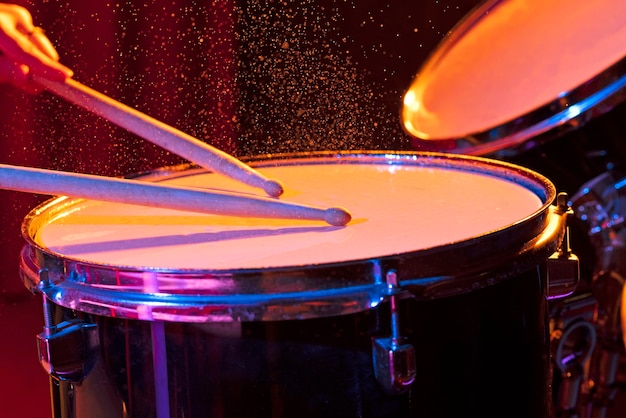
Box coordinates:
[0,164,351,226]
[31,75,285,198]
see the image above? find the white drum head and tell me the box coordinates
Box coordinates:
[32,158,541,270]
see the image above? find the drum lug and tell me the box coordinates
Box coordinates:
[372,271,416,395]
[36,273,99,383]
[548,193,580,299]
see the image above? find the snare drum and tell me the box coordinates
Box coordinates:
[20,152,567,418]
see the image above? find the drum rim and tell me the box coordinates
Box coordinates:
[19,151,562,321]
[403,0,626,156]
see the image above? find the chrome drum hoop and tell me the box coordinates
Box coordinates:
[20,151,564,322]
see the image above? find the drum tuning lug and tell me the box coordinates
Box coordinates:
[372,270,416,395]
[555,192,571,215]
[548,195,580,299]
[372,337,416,395]
[36,272,99,383]
[37,318,99,383]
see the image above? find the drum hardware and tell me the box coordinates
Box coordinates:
[542,192,589,416]
[547,193,580,300]
[371,270,416,395]
[548,171,626,418]
[570,171,626,239]
[584,270,624,418]
[549,270,625,418]
[551,308,597,417]
[36,270,99,383]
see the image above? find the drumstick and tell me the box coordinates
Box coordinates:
[30,75,285,198]
[0,164,351,226]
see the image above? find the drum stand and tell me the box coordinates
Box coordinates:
[583,269,626,417]
[552,172,626,417]
[551,272,624,418]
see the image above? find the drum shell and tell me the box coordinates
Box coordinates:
[47,265,551,418]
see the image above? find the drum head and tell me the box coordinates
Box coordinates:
[20,152,560,321]
[402,0,626,155]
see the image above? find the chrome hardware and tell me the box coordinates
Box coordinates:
[37,272,99,383]
[569,171,626,239]
[564,171,626,417]
[372,271,416,395]
[552,318,597,415]
[586,271,624,418]
[548,193,580,300]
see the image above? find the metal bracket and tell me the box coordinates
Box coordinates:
[551,319,597,413]
[548,193,580,300]
[37,271,99,383]
[372,271,416,395]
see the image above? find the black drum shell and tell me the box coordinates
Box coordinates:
[47,265,551,418]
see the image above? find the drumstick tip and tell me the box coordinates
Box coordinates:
[325,207,352,226]
[264,179,285,197]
